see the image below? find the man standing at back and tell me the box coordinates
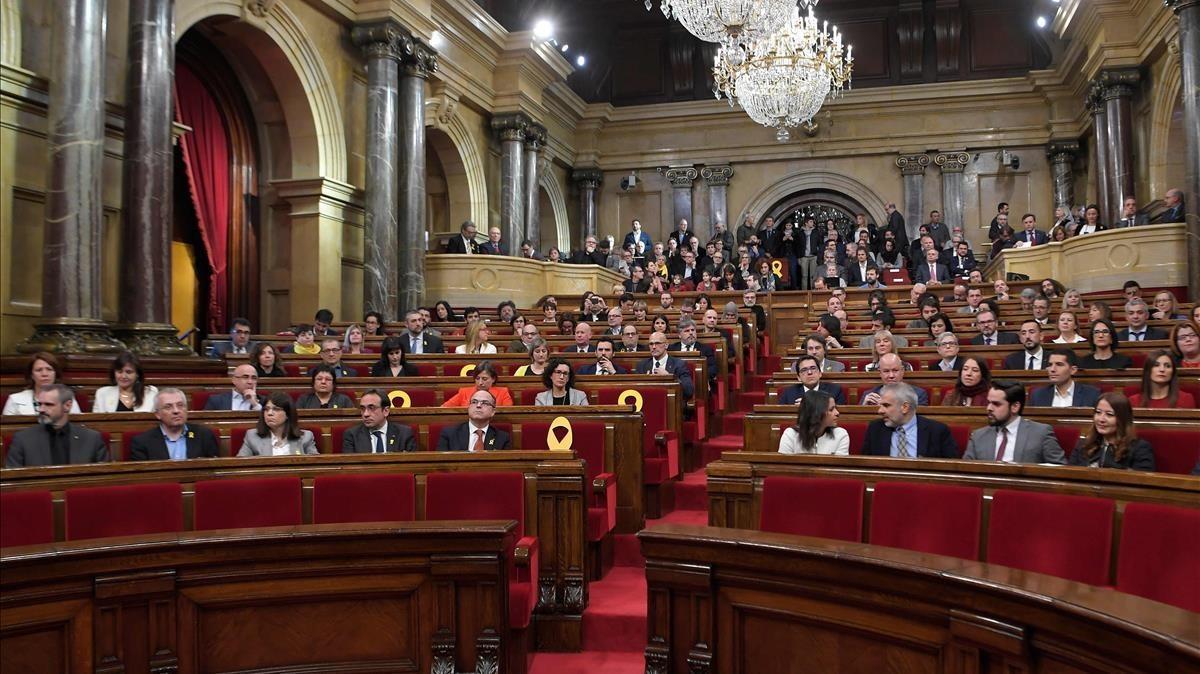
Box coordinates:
[860,383,958,458]
[963,380,1065,463]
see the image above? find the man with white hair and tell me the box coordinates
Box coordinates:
[1118,298,1168,341]
[634,331,695,399]
[1150,188,1185,223]
[860,383,958,458]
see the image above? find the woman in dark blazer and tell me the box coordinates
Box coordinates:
[1068,392,1155,471]
[370,336,417,377]
[296,364,355,410]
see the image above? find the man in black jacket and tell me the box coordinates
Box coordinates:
[129,388,219,461]
[570,236,606,266]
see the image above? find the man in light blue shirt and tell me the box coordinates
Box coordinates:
[129,388,220,461]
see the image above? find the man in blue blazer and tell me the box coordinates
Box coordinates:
[576,338,629,376]
[860,383,959,458]
[1015,214,1048,246]
[779,355,846,405]
[436,389,512,451]
[634,331,695,399]
[209,318,256,359]
[130,388,220,460]
[1029,349,1103,408]
[623,219,653,252]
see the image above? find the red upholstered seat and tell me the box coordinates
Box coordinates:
[65,483,182,540]
[839,421,870,455]
[1116,503,1200,612]
[229,426,251,455]
[1054,426,1086,460]
[869,482,982,559]
[596,387,679,483]
[1132,426,1200,475]
[759,476,864,542]
[425,472,538,629]
[986,490,1114,586]
[0,490,54,548]
[283,364,304,377]
[947,425,971,457]
[193,477,302,530]
[413,364,438,376]
[383,388,437,408]
[189,391,211,410]
[312,473,415,524]
[524,421,615,541]
[330,424,353,453]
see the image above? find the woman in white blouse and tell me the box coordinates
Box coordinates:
[778,390,850,455]
[92,351,158,412]
[237,392,318,456]
[455,320,498,354]
[1051,311,1088,343]
[2,352,81,416]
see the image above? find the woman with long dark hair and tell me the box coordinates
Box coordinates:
[1130,349,1196,408]
[433,300,457,323]
[1068,392,1154,470]
[777,390,849,455]
[371,336,417,377]
[251,342,287,378]
[535,358,589,406]
[940,356,990,407]
[93,351,158,412]
[237,391,318,456]
[1080,318,1132,369]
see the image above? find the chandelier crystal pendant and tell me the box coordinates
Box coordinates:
[645,0,808,64]
[712,6,853,141]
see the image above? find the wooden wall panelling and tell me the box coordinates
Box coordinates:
[935,0,963,78]
[897,0,926,81]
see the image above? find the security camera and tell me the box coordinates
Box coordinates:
[1009,155,1020,170]
[619,171,637,191]
[998,150,1020,171]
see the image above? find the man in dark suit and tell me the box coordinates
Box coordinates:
[446,220,480,254]
[1118,298,1169,341]
[668,218,691,247]
[577,337,630,375]
[947,241,977,276]
[398,310,445,354]
[1116,197,1150,228]
[1015,214,1048,246]
[883,202,909,252]
[1029,349,1103,408]
[914,247,951,285]
[780,355,846,405]
[342,389,416,453]
[931,333,964,372]
[618,325,646,352]
[987,202,1010,241]
[203,363,265,411]
[566,322,597,353]
[842,247,878,286]
[570,236,607,266]
[668,317,717,387]
[129,388,219,461]
[5,385,108,467]
[315,338,359,378]
[860,383,959,458]
[623,219,653,252]
[209,317,256,359]
[1149,188,1185,224]
[1002,320,1049,370]
[968,309,1020,346]
[480,226,507,255]
[635,331,695,399]
[859,354,931,407]
[436,389,511,451]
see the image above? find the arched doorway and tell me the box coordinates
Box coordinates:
[763,190,870,239]
[427,127,473,241]
[736,170,888,234]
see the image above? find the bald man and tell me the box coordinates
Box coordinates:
[203,363,265,411]
[634,331,694,399]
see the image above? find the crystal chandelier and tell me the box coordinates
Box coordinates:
[645,0,804,62]
[712,6,853,141]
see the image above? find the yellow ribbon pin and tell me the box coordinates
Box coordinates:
[771,260,783,278]
[388,390,412,408]
[460,364,475,377]
[617,389,643,412]
[547,416,574,451]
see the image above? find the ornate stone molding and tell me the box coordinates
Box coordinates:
[474,630,501,674]
[701,164,734,186]
[397,34,437,78]
[111,323,195,357]
[571,167,603,189]
[16,317,125,355]
[350,20,407,61]
[426,82,460,130]
[1046,140,1081,165]
[244,0,278,19]
[430,628,456,674]
[524,123,547,150]
[1165,0,1200,14]
[1094,68,1141,101]
[663,165,698,188]
[933,151,970,173]
[895,153,931,175]
[491,112,530,143]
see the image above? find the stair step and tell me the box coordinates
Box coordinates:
[720,411,747,436]
[581,567,648,652]
[673,472,708,510]
[612,534,644,568]
[701,434,744,466]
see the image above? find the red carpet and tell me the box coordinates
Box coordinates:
[528,651,644,673]
[674,469,709,510]
[581,566,647,651]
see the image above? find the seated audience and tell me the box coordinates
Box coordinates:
[651,314,672,335]
[128,388,219,460]
[434,300,458,323]
[371,336,418,377]
[441,361,514,407]
[778,390,849,455]
[1151,291,1186,320]
[858,310,908,349]
[1088,301,1113,323]
[1075,204,1106,236]
[863,331,912,372]
[436,389,512,451]
[1030,348,1102,407]
[455,320,497,355]
[342,388,416,453]
[861,383,958,458]
[92,351,158,412]
[363,310,386,337]
[963,380,1066,464]
[4,384,107,467]
[508,319,539,353]
[926,312,953,340]
[1040,278,1061,300]
[577,337,629,376]
[781,355,846,405]
[565,321,596,353]
[514,338,551,377]
[296,364,355,410]
[931,332,963,372]
[1061,288,1084,310]
[2,352,82,416]
[251,342,287,378]
[312,308,338,336]
[536,358,590,406]
[905,297,941,329]
[1068,393,1155,471]
[815,313,845,350]
[669,318,718,385]
[238,392,319,456]
[1122,279,1142,301]
[319,338,359,378]
[1052,311,1087,343]
[618,325,645,352]
[635,331,695,399]
[204,364,264,411]
[557,313,576,337]
[210,317,255,358]
[290,324,320,355]
[400,310,445,354]
[1130,349,1196,408]
[342,323,369,355]
[804,334,845,372]
[1002,320,1048,370]
[860,354,930,406]
[1080,318,1132,369]
[1118,298,1168,341]
[940,356,990,407]
[1170,320,1200,367]
[497,300,517,324]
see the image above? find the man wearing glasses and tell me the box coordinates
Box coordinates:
[203,363,265,411]
[780,355,846,405]
[634,331,694,399]
[436,390,511,451]
[932,333,964,371]
[508,324,541,354]
[968,309,1018,346]
[210,317,255,358]
[342,389,416,453]
[319,338,359,378]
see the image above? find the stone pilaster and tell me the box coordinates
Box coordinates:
[895,154,930,243]
[1166,0,1200,302]
[492,113,530,257]
[701,164,734,238]
[933,152,969,236]
[523,124,547,248]
[663,166,698,230]
[1046,141,1080,211]
[1096,68,1140,225]
[397,34,436,313]
[1087,87,1112,227]
[571,168,602,241]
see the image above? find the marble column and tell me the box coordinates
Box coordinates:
[523,124,546,249]
[663,166,698,229]
[572,168,602,241]
[933,152,969,235]
[397,35,437,314]
[114,0,189,355]
[1088,87,1112,227]
[351,21,403,319]
[1097,69,1140,225]
[1046,141,1080,211]
[492,113,529,256]
[895,154,930,242]
[20,0,123,354]
[1167,0,1200,302]
[701,164,734,237]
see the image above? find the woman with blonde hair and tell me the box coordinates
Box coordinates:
[1060,288,1083,310]
[455,320,498,354]
[1052,311,1087,343]
[342,323,369,355]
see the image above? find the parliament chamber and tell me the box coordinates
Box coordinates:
[2,0,1200,672]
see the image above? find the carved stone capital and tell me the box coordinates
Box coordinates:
[397,34,438,78]
[1165,0,1200,14]
[244,0,277,19]
[895,153,930,175]
[16,317,126,355]
[491,112,530,143]
[933,151,970,173]
[426,82,459,130]
[351,20,407,61]
[663,165,698,188]
[701,164,734,187]
[1094,68,1141,101]
[572,168,603,190]
[110,323,195,357]
[1046,140,1081,165]
[524,124,547,150]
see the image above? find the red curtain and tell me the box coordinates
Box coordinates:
[174,61,230,334]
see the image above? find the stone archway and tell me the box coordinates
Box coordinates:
[539,169,571,253]
[1148,50,1182,201]
[427,127,474,238]
[425,101,489,231]
[736,170,888,230]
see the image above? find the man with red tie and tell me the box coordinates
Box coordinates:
[1015,213,1048,246]
[435,389,512,451]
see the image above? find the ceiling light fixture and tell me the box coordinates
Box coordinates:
[533,19,554,40]
[1035,15,1047,28]
[576,55,587,67]
[646,0,814,65]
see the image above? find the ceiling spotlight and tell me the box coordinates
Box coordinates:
[1035,15,1047,28]
[576,55,587,67]
[561,44,569,52]
[533,19,554,40]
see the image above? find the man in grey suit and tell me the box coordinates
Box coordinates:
[341,389,416,453]
[963,380,1065,464]
[5,384,108,467]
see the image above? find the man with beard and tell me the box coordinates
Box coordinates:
[860,383,958,458]
[1002,320,1049,370]
[5,384,107,466]
[963,380,1064,463]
